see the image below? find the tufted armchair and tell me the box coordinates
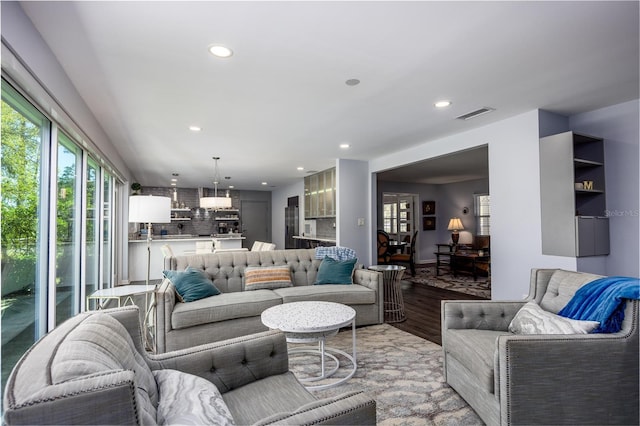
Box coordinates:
[441,268,639,425]
[4,306,376,425]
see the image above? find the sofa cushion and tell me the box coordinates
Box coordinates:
[273,284,375,305]
[164,267,221,302]
[51,313,158,424]
[153,369,235,425]
[444,329,510,394]
[313,256,357,285]
[509,301,600,334]
[172,290,282,329]
[243,266,293,290]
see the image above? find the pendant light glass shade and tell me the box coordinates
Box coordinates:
[200,156,232,209]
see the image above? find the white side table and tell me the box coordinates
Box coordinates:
[368,264,406,323]
[86,284,157,351]
[261,301,356,390]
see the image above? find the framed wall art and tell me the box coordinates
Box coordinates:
[423,216,436,231]
[422,201,435,215]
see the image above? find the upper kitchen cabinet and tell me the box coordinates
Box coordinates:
[540,131,609,257]
[304,167,336,218]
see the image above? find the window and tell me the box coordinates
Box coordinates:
[1,78,120,396]
[383,201,397,234]
[474,194,491,235]
[1,82,50,388]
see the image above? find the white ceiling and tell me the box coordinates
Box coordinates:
[19,1,639,190]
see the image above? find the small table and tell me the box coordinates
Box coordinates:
[387,241,407,254]
[368,264,406,323]
[261,301,356,390]
[451,252,490,281]
[86,285,157,351]
[86,284,156,310]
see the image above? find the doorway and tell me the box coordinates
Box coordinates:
[382,193,418,249]
[241,200,270,249]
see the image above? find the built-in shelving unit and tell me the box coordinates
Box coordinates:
[540,131,609,257]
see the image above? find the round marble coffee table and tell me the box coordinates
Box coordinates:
[261,301,356,390]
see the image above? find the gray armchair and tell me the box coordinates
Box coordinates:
[441,268,639,426]
[4,306,376,425]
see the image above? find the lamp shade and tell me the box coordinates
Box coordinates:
[129,195,171,223]
[200,196,232,209]
[447,217,464,231]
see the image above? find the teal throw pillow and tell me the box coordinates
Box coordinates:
[163,267,220,302]
[314,256,357,285]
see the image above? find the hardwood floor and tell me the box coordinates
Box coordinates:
[390,279,485,345]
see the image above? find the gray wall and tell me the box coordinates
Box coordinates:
[570,100,639,277]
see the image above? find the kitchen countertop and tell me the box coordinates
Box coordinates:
[293,235,337,243]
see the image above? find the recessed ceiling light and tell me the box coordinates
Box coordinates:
[189,125,202,132]
[229,185,235,189]
[261,182,268,186]
[171,178,177,182]
[434,100,452,108]
[208,44,233,58]
[297,166,304,171]
[340,143,350,149]
[170,183,177,186]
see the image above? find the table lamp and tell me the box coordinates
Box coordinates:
[129,195,172,287]
[447,217,464,245]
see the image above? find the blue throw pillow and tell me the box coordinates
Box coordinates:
[163,267,220,302]
[314,256,357,285]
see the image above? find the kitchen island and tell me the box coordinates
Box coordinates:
[128,235,243,282]
[293,235,336,248]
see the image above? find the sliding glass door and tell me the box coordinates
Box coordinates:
[1,83,50,386]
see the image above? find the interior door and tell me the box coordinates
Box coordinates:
[241,200,270,249]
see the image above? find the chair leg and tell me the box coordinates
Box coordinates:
[409,259,416,277]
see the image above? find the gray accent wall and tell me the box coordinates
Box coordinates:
[570,100,639,277]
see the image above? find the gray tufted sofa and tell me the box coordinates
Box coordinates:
[3,306,376,425]
[156,249,383,353]
[441,268,639,425]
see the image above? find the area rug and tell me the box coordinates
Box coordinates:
[287,324,483,425]
[404,265,491,299]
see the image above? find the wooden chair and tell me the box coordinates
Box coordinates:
[390,230,418,276]
[377,230,392,264]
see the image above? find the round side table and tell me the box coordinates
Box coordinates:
[368,264,406,323]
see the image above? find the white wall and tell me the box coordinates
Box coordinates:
[570,100,640,277]
[371,110,576,300]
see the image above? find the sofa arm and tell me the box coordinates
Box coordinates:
[442,300,525,331]
[154,278,176,353]
[497,329,639,425]
[253,390,376,425]
[148,330,289,393]
[353,269,384,324]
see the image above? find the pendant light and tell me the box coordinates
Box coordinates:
[200,156,232,209]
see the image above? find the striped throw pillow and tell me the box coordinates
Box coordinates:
[243,266,293,291]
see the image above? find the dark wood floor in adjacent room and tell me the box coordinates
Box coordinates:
[391,280,485,346]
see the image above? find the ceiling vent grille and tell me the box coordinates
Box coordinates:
[456,107,495,120]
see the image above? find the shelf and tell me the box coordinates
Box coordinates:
[574,158,603,168]
[215,218,239,221]
[171,208,191,211]
[170,218,191,221]
[575,189,604,194]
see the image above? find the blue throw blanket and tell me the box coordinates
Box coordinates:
[558,276,640,333]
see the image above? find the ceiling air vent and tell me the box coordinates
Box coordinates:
[456,107,495,121]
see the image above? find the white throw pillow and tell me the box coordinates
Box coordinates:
[153,369,235,426]
[509,301,599,335]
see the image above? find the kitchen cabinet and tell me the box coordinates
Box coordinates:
[540,131,609,257]
[304,167,336,218]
